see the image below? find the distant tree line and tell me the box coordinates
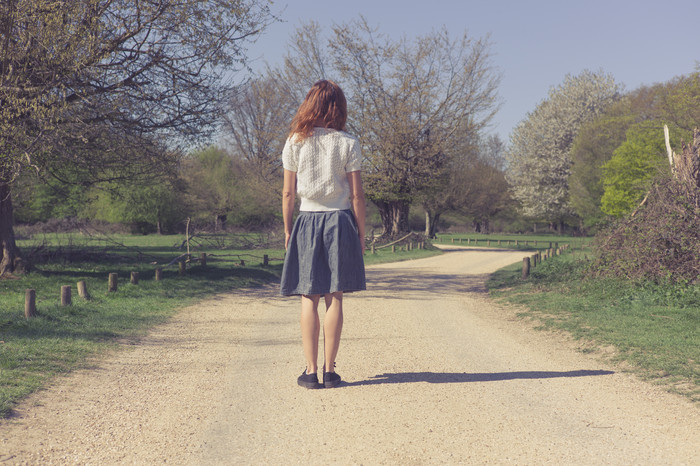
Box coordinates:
[506,68,699,234]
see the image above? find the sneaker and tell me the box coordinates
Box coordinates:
[297,370,320,389]
[323,371,341,388]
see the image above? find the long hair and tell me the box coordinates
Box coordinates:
[289,80,347,140]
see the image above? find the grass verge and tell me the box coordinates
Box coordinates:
[487,251,700,402]
[1,233,441,417]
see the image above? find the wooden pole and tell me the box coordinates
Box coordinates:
[25,289,37,319]
[179,261,186,275]
[263,254,269,265]
[522,257,530,279]
[108,273,118,292]
[60,285,71,306]
[200,253,207,267]
[130,272,139,285]
[155,267,163,281]
[77,280,90,300]
[392,245,395,253]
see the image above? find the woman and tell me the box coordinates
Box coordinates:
[280,80,366,389]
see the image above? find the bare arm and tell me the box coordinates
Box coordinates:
[282,169,296,250]
[346,170,366,253]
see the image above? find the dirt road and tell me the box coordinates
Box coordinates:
[2,246,699,464]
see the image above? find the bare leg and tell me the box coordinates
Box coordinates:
[323,291,343,372]
[300,294,320,374]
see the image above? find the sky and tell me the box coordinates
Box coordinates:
[243,0,700,142]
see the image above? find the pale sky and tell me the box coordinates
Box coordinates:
[244,0,700,143]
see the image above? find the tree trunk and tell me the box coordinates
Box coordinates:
[374,199,410,238]
[0,183,26,276]
[215,214,227,232]
[424,210,441,239]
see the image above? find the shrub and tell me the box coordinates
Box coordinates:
[592,130,700,283]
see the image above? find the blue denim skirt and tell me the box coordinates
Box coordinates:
[280,210,366,296]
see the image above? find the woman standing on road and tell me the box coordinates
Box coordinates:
[280,80,366,389]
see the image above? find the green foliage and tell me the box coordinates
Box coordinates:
[569,73,700,227]
[600,123,680,217]
[12,174,88,223]
[182,146,239,226]
[83,181,187,234]
[569,112,635,228]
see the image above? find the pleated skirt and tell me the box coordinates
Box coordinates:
[280,210,366,296]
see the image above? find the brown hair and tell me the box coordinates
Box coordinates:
[289,80,347,140]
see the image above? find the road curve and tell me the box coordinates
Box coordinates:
[1,246,699,464]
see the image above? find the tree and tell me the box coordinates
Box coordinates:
[222,74,295,198]
[600,123,681,217]
[420,133,510,237]
[506,70,621,231]
[0,0,275,274]
[568,113,634,229]
[182,147,240,230]
[85,179,186,234]
[569,73,699,228]
[331,19,500,237]
[279,19,500,238]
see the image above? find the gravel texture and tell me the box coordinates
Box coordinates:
[1,246,699,464]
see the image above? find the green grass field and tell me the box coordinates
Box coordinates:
[1,232,441,417]
[487,249,700,402]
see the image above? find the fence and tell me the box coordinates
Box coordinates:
[22,251,283,320]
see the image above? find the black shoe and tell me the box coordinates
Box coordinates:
[297,370,320,389]
[323,371,341,388]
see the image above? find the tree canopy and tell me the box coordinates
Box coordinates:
[506,70,621,227]
[0,0,275,274]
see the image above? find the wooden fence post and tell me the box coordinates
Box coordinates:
[130,272,139,285]
[77,280,90,300]
[155,267,163,281]
[263,254,269,265]
[370,245,375,254]
[200,253,207,267]
[530,254,538,269]
[179,261,186,275]
[392,245,396,253]
[108,273,118,292]
[61,285,71,306]
[25,289,37,319]
[522,257,530,279]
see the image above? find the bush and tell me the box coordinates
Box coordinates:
[592,132,700,283]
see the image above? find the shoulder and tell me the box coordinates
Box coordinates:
[285,133,304,146]
[336,130,359,143]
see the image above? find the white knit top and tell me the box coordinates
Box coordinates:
[282,127,363,211]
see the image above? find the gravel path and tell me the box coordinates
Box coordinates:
[1,246,699,465]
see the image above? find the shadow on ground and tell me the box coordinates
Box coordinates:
[343,370,615,386]
[363,269,490,298]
